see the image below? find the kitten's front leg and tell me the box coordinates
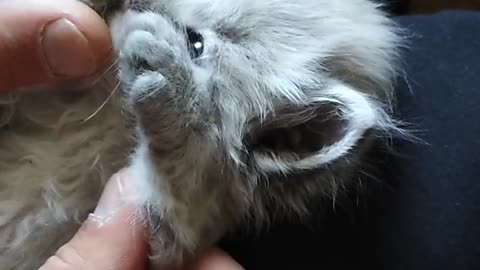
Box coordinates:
[113,12,223,269]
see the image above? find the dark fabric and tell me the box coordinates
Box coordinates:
[383,0,410,15]
[220,10,480,270]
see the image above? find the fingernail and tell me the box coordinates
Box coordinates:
[89,169,130,227]
[41,18,96,78]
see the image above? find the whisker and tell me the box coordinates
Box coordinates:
[90,58,119,86]
[81,81,122,124]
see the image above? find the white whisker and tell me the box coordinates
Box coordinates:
[82,81,122,124]
[90,58,119,86]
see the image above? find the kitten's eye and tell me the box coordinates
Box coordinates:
[186,27,204,59]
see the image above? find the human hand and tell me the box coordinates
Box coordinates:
[0,0,111,93]
[39,170,244,270]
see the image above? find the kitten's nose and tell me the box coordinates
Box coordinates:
[128,0,144,11]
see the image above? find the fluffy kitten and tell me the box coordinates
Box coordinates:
[0,0,405,268]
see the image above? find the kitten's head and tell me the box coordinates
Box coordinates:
[107,0,403,220]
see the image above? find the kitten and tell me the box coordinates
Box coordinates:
[0,0,405,269]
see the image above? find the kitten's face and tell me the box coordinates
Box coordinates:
[108,0,399,192]
[90,0,402,264]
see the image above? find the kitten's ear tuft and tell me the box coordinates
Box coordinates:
[247,83,393,174]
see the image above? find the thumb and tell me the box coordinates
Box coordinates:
[0,0,112,93]
[40,170,148,270]
[188,249,244,270]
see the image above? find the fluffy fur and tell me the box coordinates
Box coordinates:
[0,0,405,268]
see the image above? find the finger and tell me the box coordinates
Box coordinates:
[188,248,244,270]
[0,0,112,93]
[39,170,148,270]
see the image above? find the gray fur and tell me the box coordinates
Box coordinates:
[0,0,405,269]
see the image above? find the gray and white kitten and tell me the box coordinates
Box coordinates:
[0,0,405,269]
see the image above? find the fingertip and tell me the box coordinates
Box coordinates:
[40,208,148,270]
[62,1,113,73]
[189,248,244,270]
[0,0,113,92]
[39,169,148,270]
[40,0,113,79]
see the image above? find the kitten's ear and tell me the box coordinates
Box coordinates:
[248,83,394,174]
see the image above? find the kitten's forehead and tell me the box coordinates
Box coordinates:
[165,0,257,25]
[160,0,316,32]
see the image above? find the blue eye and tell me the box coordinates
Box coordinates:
[186,27,204,59]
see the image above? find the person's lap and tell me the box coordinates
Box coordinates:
[220,10,480,270]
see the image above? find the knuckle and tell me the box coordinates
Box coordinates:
[39,256,71,270]
[39,244,86,270]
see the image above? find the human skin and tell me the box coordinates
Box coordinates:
[0,0,111,92]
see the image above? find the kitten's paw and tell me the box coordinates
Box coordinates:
[129,70,168,102]
[121,30,175,74]
[119,30,188,103]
